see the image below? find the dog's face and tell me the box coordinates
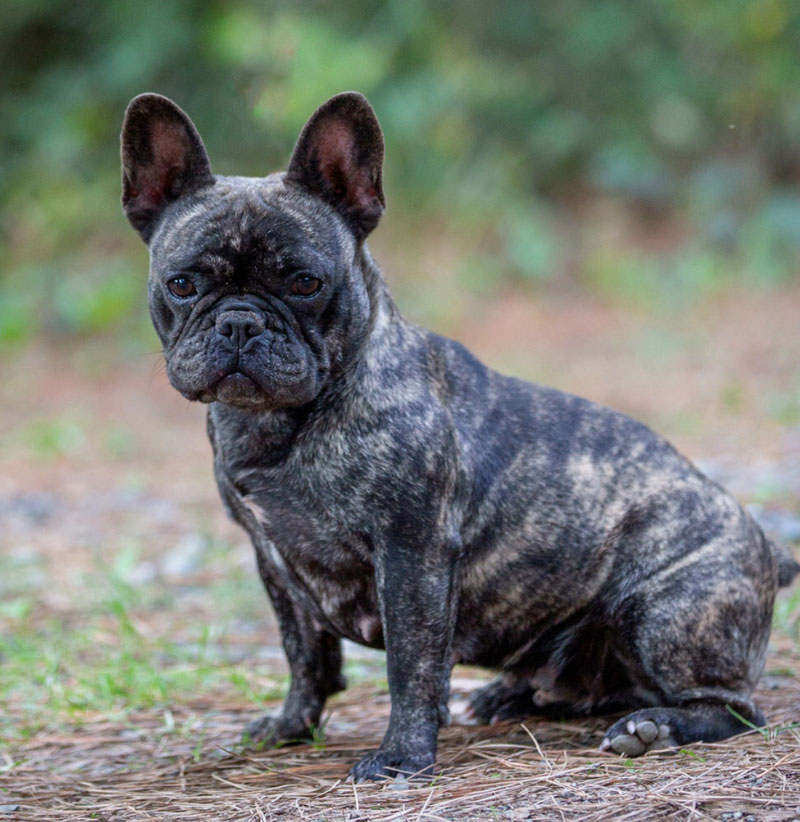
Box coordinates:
[120,93,386,409]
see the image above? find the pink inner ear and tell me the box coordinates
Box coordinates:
[136,119,191,208]
[316,119,355,184]
[315,118,374,210]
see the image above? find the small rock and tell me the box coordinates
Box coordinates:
[161,533,206,576]
[391,774,409,792]
[0,492,59,524]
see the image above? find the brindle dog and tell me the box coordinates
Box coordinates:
[121,91,797,781]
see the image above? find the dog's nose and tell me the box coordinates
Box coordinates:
[215,310,266,344]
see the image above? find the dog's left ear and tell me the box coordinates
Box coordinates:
[121,93,214,243]
[287,92,385,239]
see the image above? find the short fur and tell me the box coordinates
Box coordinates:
[121,91,798,781]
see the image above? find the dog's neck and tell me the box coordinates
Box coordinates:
[352,242,401,355]
[304,241,407,415]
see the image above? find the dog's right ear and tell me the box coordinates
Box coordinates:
[120,94,214,243]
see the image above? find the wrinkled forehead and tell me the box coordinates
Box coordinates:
[150,175,354,271]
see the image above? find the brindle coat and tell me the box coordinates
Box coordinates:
[121,91,798,780]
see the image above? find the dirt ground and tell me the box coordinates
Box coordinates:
[1,284,799,820]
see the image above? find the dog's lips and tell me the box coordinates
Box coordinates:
[210,371,264,406]
[217,371,257,389]
[184,371,264,406]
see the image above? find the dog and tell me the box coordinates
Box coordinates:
[121,91,797,781]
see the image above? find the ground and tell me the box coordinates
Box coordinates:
[1,283,799,820]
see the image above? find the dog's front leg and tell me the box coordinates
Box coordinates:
[350,535,459,782]
[246,572,345,746]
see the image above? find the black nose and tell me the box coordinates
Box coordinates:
[215,310,266,345]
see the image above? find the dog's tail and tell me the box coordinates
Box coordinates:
[771,539,800,587]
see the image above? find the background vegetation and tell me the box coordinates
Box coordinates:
[2,0,800,346]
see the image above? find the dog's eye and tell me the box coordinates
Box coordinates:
[291,276,322,297]
[167,277,197,298]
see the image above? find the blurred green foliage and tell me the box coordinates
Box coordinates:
[2,0,800,346]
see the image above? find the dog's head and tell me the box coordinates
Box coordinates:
[120,92,385,410]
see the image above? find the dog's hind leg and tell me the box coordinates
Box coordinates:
[467,622,635,723]
[599,506,776,756]
[467,675,537,723]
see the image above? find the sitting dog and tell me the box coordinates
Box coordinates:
[120,91,797,781]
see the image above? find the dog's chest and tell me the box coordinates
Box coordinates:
[216,450,384,646]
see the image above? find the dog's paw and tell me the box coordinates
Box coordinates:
[467,677,534,724]
[242,714,312,748]
[600,710,676,756]
[349,747,435,783]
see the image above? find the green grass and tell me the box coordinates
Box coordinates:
[725,705,800,741]
[679,749,706,762]
[0,612,287,742]
[0,542,288,742]
[0,405,144,463]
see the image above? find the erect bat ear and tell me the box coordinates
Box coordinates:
[286,92,385,239]
[120,93,214,243]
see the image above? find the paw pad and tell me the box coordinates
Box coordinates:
[600,717,674,756]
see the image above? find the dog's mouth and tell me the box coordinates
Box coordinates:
[180,365,318,410]
[199,371,264,407]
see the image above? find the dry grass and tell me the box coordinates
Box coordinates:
[3,658,799,822]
